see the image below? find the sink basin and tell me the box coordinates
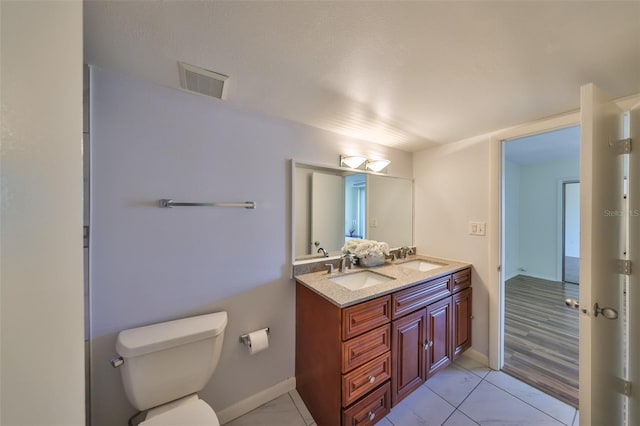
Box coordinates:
[399,260,446,272]
[329,270,394,291]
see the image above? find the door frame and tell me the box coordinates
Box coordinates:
[488,95,640,370]
[489,111,580,370]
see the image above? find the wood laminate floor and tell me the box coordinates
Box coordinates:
[503,275,579,408]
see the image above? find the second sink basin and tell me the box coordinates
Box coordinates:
[399,260,447,272]
[329,270,395,291]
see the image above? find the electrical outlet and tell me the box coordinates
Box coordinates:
[468,221,486,236]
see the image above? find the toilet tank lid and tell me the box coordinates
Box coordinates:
[116,312,228,358]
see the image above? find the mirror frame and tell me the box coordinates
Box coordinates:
[290,159,414,266]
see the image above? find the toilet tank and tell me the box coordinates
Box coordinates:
[116,312,228,411]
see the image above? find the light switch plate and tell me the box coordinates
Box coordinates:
[468,221,486,236]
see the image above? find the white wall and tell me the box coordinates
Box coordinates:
[518,159,579,281]
[88,66,412,425]
[503,158,579,281]
[0,1,85,424]
[413,136,491,358]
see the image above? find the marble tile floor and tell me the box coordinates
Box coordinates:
[224,354,579,426]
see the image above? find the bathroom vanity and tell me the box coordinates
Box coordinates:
[295,256,472,425]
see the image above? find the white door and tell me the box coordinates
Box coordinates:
[311,172,345,255]
[579,83,629,425]
[627,102,640,424]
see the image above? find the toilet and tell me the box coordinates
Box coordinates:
[114,311,228,425]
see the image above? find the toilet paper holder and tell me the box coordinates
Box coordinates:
[239,327,270,346]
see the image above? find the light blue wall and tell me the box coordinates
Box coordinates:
[508,158,579,281]
[88,66,413,425]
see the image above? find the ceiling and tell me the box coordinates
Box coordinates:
[84,1,640,152]
[504,125,580,165]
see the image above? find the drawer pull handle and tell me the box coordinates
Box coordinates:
[368,411,375,421]
[368,375,376,384]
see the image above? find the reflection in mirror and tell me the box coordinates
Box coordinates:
[293,161,413,262]
[345,174,366,239]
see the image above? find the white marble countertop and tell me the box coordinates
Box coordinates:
[294,254,471,308]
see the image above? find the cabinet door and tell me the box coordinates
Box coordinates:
[452,288,472,359]
[426,297,452,378]
[391,309,426,406]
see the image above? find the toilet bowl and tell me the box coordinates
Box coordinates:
[114,312,228,425]
[140,394,219,426]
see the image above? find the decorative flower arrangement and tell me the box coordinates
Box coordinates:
[342,239,390,267]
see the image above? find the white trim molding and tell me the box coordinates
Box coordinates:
[218,377,296,425]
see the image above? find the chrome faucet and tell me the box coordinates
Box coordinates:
[325,263,335,274]
[400,246,414,259]
[340,253,355,272]
[317,247,329,257]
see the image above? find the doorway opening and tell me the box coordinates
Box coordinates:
[562,181,580,284]
[501,125,580,407]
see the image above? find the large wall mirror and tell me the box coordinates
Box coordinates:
[292,160,414,263]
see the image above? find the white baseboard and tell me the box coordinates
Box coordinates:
[217,377,296,425]
[463,347,490,368]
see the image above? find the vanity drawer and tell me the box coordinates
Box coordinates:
[452,268,471,293]
[342,352,391,407]
[342,324,391,373]
[342,295,391,340]
[342,381,391,426]
[391,275,452,319]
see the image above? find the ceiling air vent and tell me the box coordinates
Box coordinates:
[178,62,228,100]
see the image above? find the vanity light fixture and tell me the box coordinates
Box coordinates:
[340,155,367,169]
[365,159,391,173]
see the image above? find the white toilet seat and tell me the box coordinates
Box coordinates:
[140,394,220,426]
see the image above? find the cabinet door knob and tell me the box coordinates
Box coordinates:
[368,375,376,384]
[368,411,375,421]
[424,340,433,350]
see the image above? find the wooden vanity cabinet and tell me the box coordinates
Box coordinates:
[296,267,472,425]
[390,269,471,405]
[296,285,392,426]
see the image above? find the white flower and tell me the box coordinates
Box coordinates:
[342,239,390,258]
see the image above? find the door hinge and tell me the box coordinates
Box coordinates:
[83,225,89,249]
[609,137,632,154]
[616,378,632,396]
[617,259,632,275]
